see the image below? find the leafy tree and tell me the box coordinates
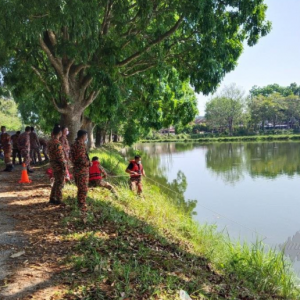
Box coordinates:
[250,83,300,98]
[248,95,273,130]
[84,68,198,146]
[248,93,300,130]
[205,84,245,136]
[0,98,22,131]
[1,0,271,141]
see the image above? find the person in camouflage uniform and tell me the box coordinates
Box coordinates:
[60,126,70,161]
[30,126,42,164]
[48,125,66,205]
[18,126,33,173]
[11,131,22,165]
[70,130,90,212]
[39,137,49,161]
[0,126,13,172]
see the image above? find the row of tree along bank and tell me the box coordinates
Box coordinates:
[0,1,271,146]
[166,83,300,138]
[141,134,300,144]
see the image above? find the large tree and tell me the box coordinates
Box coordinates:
[0,0,271,141]
[205,84,245,135]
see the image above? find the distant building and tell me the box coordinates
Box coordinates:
[159,126,176,134]
[195,116,206,124]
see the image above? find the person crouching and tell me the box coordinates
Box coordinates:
[89,157,117,195]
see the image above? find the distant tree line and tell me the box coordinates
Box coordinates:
[203,83,300,136]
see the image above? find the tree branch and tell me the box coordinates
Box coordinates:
[121,64,155,77]
[31,66,67,113]
[39,36,63,76]
[81,75,93,91]
[71,63,89,77]
[116,15,184,67]
[101,0,114,35]
[82,90,99,109]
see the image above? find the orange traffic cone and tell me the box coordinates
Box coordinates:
[19,163,32,184]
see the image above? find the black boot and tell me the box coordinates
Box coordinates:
[27,168,34,173]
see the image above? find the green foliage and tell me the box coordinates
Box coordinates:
[205,84,245,136]
[0,0,271,141]
[0,98,22,131]
[250,83,300,97]
[248,92,300,130]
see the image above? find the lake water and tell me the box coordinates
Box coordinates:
[131,142,300,274]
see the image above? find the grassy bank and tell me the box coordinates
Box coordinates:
[61,145,300,299]
[141,134,300,144]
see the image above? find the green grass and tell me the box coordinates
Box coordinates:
[141,134,300,144]
[60,146,300,299]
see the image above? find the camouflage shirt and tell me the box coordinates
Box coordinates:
[17,132,30,152]
[0,133,11,150]
[70,139,90,168]
[48,137,66,169]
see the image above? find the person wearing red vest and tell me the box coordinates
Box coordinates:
[89,156,117,195]
[126,155,146,195]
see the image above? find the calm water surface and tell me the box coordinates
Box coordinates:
[130,142,300,274]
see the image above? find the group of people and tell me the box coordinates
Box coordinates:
[0,124,146,213]
[0,125,48,173]
[48,125,146,213]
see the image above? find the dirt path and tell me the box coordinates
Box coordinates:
[0,164,70,300]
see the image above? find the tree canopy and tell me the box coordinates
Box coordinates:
[0,0,271,143]
[0,98,22,131]
[205,84,245,136]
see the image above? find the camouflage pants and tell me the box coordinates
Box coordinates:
[130,177,143,194]
[50,163,66,201]
[89,179,117,193]
[12,149,22,165]
[30,147,42,164]
[20,149,31,167]
[3,146,12,165]
[74,168,89,211]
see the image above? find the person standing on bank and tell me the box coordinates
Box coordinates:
[126,155,146,195]
[18,126,33,173]
[60,126,70,161]
[70,130,90,212]
[11,131,22,165]
[30,126,41,164]
[39,137,49,161]
[0,126,13,172]
[48,125,66,205]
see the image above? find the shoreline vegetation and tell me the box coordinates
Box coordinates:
[141,133,300,144]
[61,144,300,299]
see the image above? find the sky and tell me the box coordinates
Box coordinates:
[197,0,300,115]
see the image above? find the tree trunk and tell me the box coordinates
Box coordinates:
[228,118,233,136]
[81,116,96,150]
[95,126,102,147]
[60,111,82,144]
[113,134,118,142]
[109,130,112,142]
[102,131,106,144]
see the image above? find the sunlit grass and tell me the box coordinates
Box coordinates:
[61,145,300,299]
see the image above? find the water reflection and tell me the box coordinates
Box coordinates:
[133,142,300,274]
[279,231,300,262]
[206,143,245,184]
[206,142,300,184]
